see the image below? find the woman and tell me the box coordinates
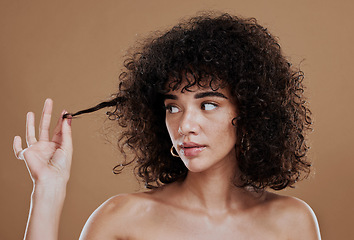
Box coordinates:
[13,13,321,239]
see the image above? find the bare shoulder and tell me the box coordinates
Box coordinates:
[263,192,321,240]
[79,191,159,240]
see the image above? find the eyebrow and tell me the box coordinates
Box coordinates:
[195,91,228,99]
[163,91,228,100]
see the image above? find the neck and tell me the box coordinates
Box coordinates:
[182,173,235,212]
[178,156,253,214]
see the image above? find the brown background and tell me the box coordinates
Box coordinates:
[1,0,353,239]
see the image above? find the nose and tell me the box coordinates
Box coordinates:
[178,110,200,136]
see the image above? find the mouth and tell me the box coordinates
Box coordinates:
[179,142,207,157]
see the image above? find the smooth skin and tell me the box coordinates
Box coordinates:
[13,99,72,240]
[14,92,321,240]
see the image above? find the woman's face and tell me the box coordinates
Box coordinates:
[164,83,238,173]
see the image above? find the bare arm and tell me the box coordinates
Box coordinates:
[79,195,130,240]
[293,198,321,240]
[13,99,73,240]
[278,196,321,240]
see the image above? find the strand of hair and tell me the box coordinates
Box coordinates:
[62,97,123,119]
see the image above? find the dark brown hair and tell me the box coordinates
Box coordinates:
[66,12,312,191]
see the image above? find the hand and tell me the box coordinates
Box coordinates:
[13,99,73,185]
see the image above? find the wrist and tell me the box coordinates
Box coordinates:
[32,180,67,202]
[34,178,68,188]
[25,179,68,240]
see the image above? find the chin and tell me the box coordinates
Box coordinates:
[183,160,210,173]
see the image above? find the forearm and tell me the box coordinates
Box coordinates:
[24,181,67,240]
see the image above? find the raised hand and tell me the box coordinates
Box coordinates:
[13,98,73,184]
[13,99,73,239]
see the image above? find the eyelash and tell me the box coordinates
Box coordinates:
[164,102,218,113]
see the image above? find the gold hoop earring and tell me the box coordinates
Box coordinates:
[170,146,179,157]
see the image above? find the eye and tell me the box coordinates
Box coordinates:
[165,105,180,114]
[201,102,217,111]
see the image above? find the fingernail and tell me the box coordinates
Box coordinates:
[62,110,70,119]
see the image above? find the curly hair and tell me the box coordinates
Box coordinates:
[65,12,312,191]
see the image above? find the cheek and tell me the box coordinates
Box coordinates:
[165,118,177,141]
[227,120,237,145]
[209,115,237,144]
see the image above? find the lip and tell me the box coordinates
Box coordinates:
[179,142,206,157]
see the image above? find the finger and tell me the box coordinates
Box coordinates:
[13,136,25,160]
[60,117,72,152]
[38,98,53,141]
[52,110,65,144]
[26,112,37,146]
